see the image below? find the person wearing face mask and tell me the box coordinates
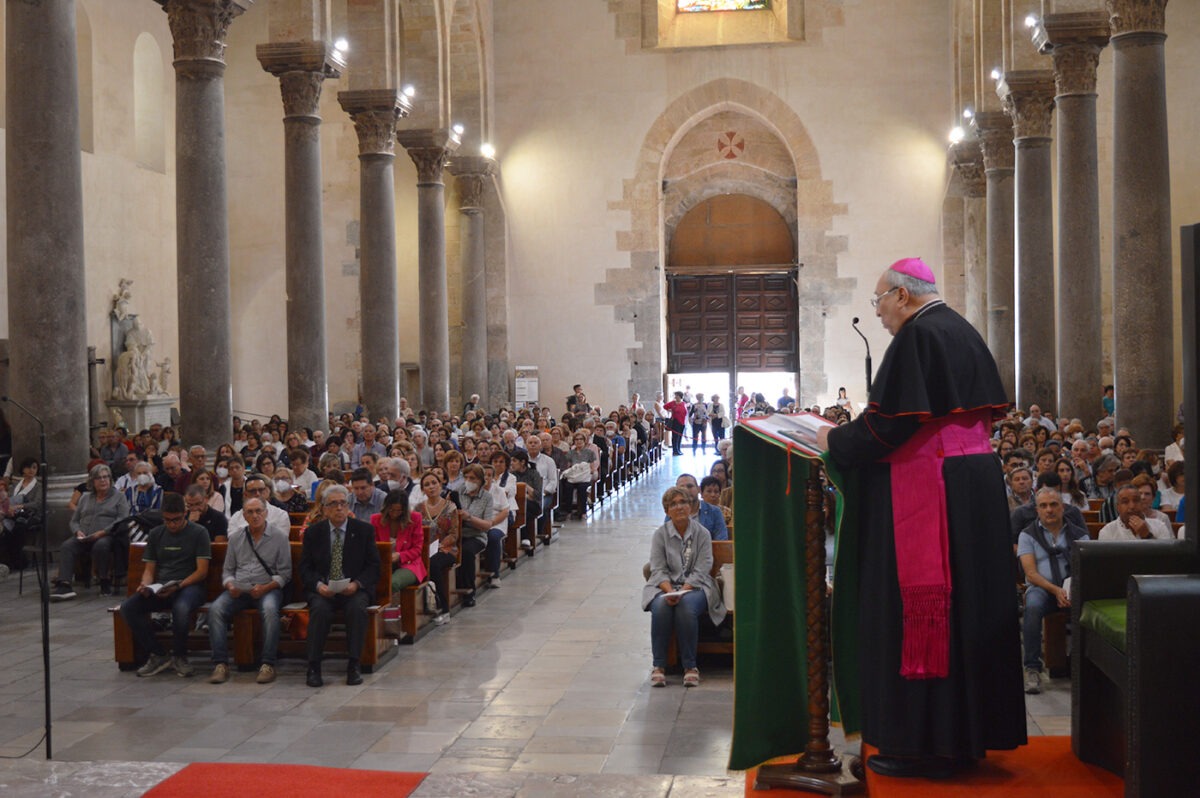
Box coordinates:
[456,464,504,604]
[273,478,309,514]
[124,461,164,515]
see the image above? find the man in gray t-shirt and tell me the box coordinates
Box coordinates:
[118,493,211,678]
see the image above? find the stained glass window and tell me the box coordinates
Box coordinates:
[677,0,770,12]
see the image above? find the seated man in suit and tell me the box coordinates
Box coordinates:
[300,484,381,687]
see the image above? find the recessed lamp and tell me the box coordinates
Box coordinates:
[334,37,349,53]
[480,143,496,159]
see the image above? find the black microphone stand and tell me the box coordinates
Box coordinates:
[2,396,52,759]
[851,317,872,397]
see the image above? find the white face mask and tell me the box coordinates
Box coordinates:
[385,480,400,492]
[463,480,480,494]
[216,467,229,479]
[135,473,154,487]
[274,480,292,495]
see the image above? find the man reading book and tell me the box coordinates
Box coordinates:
[118,492,211,678]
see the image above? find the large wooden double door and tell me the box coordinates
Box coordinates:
[666,270,798,373]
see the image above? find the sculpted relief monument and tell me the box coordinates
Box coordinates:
[106,279,176,431]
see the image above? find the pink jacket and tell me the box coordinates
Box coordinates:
[371,511,427,583]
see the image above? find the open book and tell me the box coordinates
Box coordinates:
[739,411,835,456]
[143,580,180,595]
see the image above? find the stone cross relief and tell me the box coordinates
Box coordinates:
[109,278,171,401]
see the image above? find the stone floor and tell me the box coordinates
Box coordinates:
[0,449,1070,796]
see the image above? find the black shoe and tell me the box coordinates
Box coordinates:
[346,662,363,686]
[866,755,972,780]
[50,582,77,602]
[306,665,323,688]
[462,594,476,608]
[99,580,114,597]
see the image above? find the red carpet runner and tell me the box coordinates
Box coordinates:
[746,736,1122,798]
[144,762,426,797]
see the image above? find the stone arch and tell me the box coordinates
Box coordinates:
[398,0,451,130]
[77,0,94,153]
[602,78,851,401]
[448,0,488,151]
[133,32,166,173]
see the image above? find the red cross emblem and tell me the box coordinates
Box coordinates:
[717,131,745,160]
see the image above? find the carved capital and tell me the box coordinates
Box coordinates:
[350,110,398,156]
[1050,43,1103,96]
[997,71,1056,140]
[949,141,986,198]
[457,174,485,212]
[278,71,325,118]
[1107,0,1167,37]
[972,111,1015,173]
[406,147,451,184]
[1035,13,1110,97]
[158,0,251,65]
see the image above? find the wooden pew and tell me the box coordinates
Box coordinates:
[504,482,531,568]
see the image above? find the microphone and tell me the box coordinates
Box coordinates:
[851,318,872,396]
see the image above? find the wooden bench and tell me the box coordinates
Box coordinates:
[111,540,398,673]
[503,482,533,568]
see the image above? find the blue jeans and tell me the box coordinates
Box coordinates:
[119,583,207,659]
[208,588,283,666]
[486,527,505,574]
[1022,585,1062,671]
[650,589,708,670]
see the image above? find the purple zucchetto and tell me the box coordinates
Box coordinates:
[888,257,936,286]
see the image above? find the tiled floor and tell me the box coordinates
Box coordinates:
[0,449,1070,796]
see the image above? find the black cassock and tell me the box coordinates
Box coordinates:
[827,301,1027,759]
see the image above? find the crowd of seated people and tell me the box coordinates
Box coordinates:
[994,400,1188,695]
[31,391,670,683]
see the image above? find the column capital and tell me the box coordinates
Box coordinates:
[257,42,344,117]
[447,156,497,213]
[1035,12,1110,97]
[949,140,986,198]
[156,0,252,66]
[997,70,1056,141]
[338,90,411,156]
[972,111,1015,173]
[398,129,462,184]
[1106,0,1167,37]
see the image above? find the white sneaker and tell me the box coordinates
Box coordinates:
[0,563,10,580]
[1024,669,1042,695]
[434,613,450,626]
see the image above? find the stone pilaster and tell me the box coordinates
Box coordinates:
[1036,13,1110,425]
[973,110,1017,402]
[258,41,343,436]
[1107,0,1173,441]
[338,89,410,423]
[157,0,252,452]
[950,140,988,339]
[5,0,90,535]
[999,70,1057,412]
[447,155,497,410]
[397,129,461,414]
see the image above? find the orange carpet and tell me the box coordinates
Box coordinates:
[144,762,426,797]
[746,736,1122,797]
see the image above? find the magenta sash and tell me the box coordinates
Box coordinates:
[883,408,994,679]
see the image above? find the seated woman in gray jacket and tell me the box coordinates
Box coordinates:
[642,486,726,688]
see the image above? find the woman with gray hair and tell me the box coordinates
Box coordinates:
[52,463,131,600]
[642,486,726,688]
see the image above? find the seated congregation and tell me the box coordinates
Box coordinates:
[16,396,671,686]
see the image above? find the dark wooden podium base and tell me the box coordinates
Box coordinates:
[754,755,865,794]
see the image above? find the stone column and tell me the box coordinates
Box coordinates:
[973,111,1017,400]
[5,0,90,529]
[1037,13,1110,425]
[447,156,496,407]
[999,71,1057,412]
[258,42,343,435]
[1108,0,1173,441]
[338,90,409,423]
[950,140,988,339]
[158,0,251,451]
[398,130,460,414]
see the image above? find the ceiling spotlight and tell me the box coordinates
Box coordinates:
[1024,14,1038,29]
[452,123,465,136]
[480,143,496,159]
[949,126,966,144]
[962,108,974,120]
[990,67,1002,81]
[334,37,349,53]
[403,84,416,98]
